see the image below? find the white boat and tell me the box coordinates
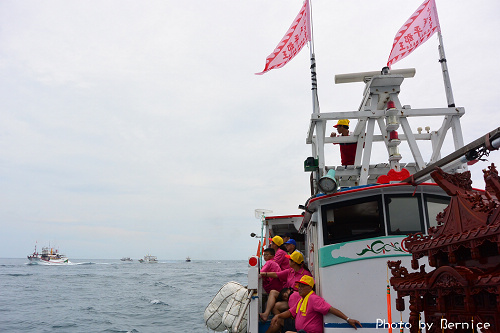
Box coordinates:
[27,245,71,265]
[219,79,500,333]
[205,8,500,333]
[138,254,158,263]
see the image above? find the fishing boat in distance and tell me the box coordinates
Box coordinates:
[120,257,133,262]
[186,256,191,262]
[27,245,71,265]
[138,254,158,263]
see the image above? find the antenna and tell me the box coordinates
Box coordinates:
[335,68,416,84]
[254,209,272,269]
[255,209,273,220]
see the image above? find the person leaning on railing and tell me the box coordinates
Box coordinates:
[261,247,283,294]
[330,119,357,166]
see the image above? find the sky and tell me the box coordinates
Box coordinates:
[1,0,499,260]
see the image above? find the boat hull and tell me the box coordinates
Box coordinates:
[139,255,158,263]
[27,257,71,265]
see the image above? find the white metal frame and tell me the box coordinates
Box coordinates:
[306,68,465,188]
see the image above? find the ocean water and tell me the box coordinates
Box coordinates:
[0,258,248,333]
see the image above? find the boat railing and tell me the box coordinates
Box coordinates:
[246,256,261,333]
[328,162,419,187]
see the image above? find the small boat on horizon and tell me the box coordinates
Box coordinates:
[138,254,158,263]
[27,245,71,265]
[120,257,133,262]
[186,256,191,262]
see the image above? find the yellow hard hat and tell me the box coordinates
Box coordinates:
[271,236,284,247]
[298,275,315,287]
[286,251,304,264]
[333,119,350,128]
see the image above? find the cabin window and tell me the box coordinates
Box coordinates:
[322,195,384,245]
[424,195,450,230]
[385,195,424,235]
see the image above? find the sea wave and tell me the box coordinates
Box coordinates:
[0,259,248,332]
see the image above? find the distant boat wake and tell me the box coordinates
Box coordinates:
[26,261,94,266]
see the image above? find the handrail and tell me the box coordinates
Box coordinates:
[233,290,255,332]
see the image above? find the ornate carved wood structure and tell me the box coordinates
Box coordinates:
[388,164,500,333]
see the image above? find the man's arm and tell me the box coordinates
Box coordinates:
[270,309,292,326]
[260,271,278,278]
[328,307,362,330]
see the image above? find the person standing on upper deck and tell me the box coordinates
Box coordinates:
[270,236,290,270]
[330,119,357,166]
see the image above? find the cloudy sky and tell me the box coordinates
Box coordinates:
[1,0,499,260]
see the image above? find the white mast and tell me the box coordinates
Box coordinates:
[306,0,325,192]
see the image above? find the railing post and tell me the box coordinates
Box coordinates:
[247,256,260,333]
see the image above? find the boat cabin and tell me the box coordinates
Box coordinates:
[253,181,451,332]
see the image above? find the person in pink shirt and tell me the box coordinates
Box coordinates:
[277,252,312,292]
[259,251,311,322]
[265,289,301,333]
[271,276,362,333]
[270,235,290,270]
[260,248,283,294]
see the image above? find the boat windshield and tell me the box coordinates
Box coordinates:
[321,192,451,245]
[424,195,450,229]
[322,195,384,245]
[385,195,425,235]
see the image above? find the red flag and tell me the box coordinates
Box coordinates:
[256,0,311,75]
[387,0,441,68]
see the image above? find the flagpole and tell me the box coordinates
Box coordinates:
[438,30,464,152]
[308,0,319,115]
[307,0,326,182]
[310,48,325,176]
[437,31,455,107]
[310,52,320,115]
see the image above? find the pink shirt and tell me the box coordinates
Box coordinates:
[276,267,312,291]
[261,260,283,293]
[288,291,301,309]
[273,248,290,270]
[289,293,331,333]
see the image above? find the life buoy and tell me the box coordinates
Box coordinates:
[222,286,249,332]
[204,281,246,331]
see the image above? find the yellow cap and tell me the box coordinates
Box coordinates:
[286,251,304,264]
[271,236,284,247]
[298,275,315,287]
[334,119,350,128]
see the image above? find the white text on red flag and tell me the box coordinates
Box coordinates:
[256,0,311,75]
[387,0,441,68]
